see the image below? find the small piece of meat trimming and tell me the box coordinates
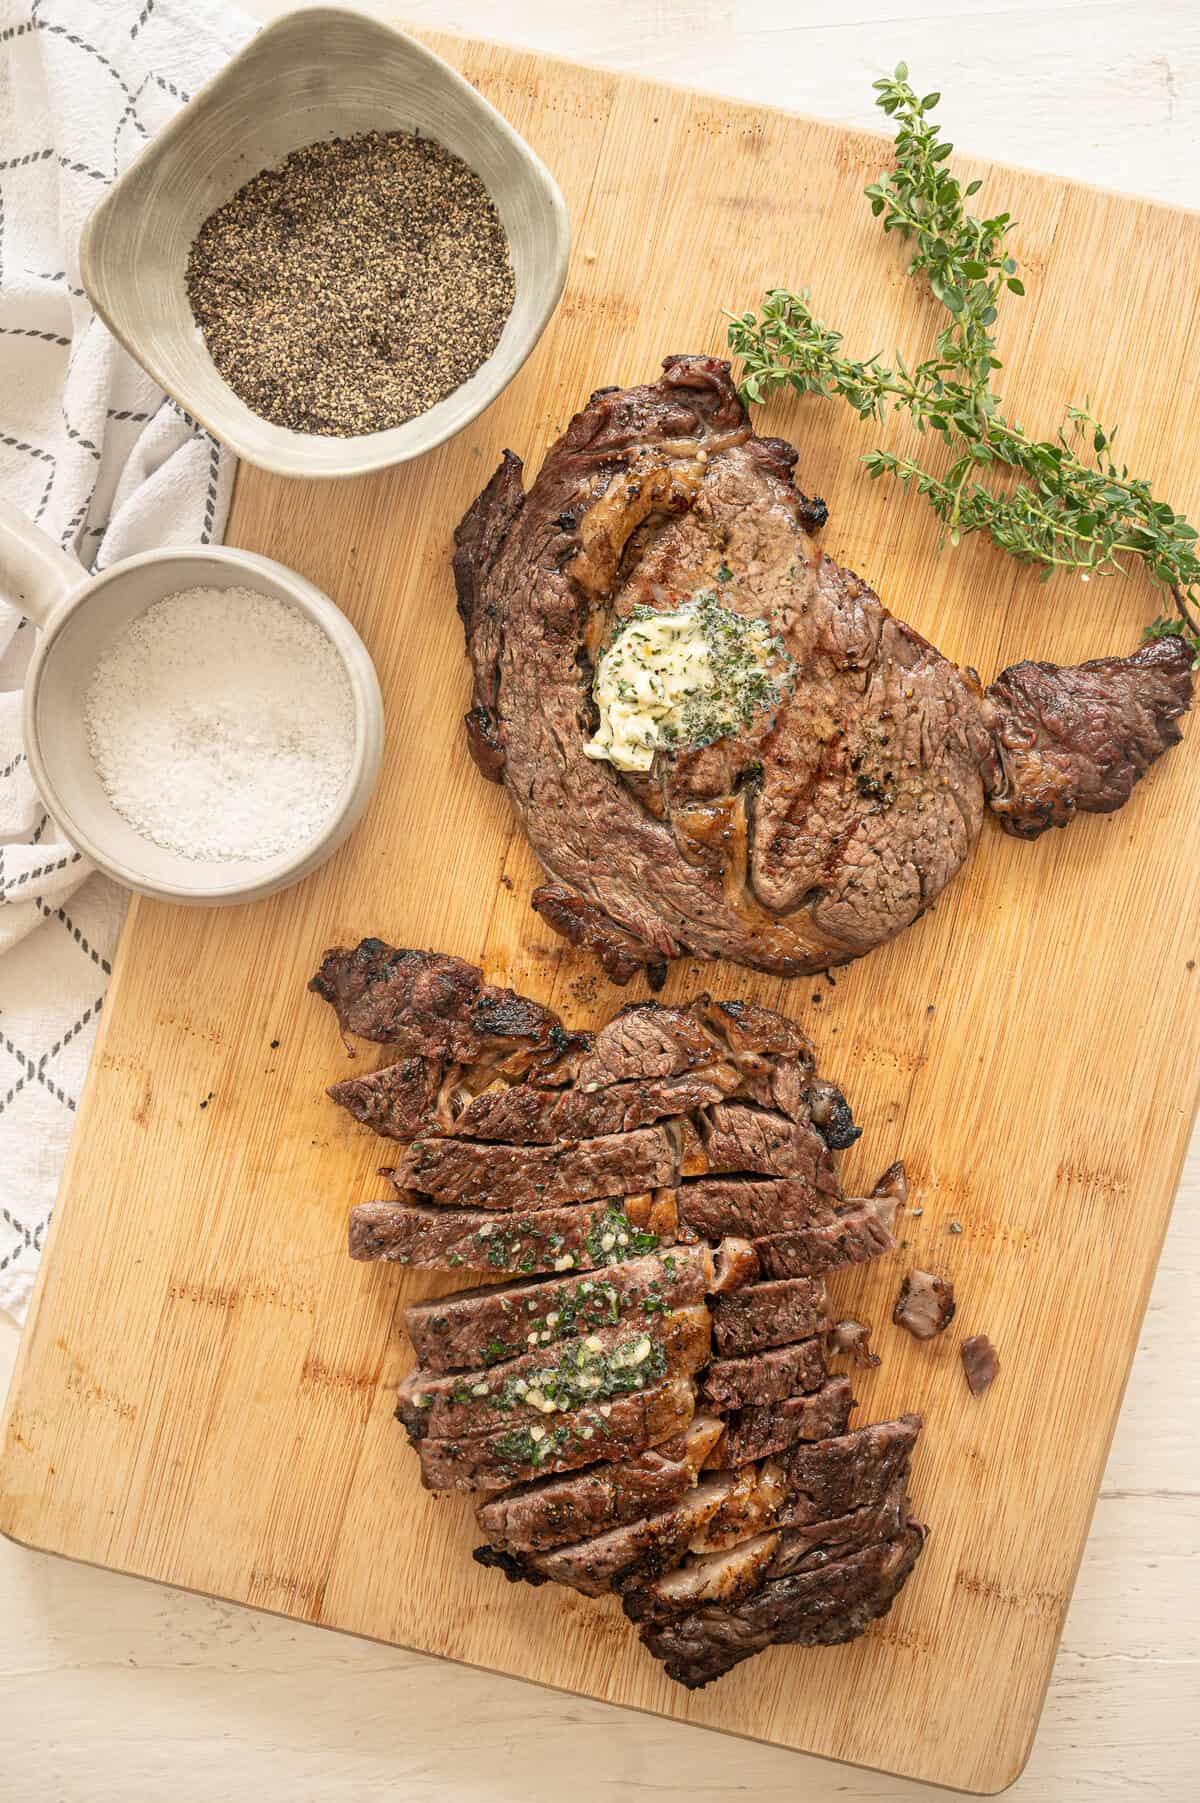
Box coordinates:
[961,1333,999,1395]
[892,1269,957,1341]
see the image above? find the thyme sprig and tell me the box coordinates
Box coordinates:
[727,67,1200,653]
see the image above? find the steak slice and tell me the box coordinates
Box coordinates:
[774,1416,923,1527]
[569,1001,727,1088]
[347,1192,677,1274]
[489,1458,786,1597]
[711,1277,829,1356]
[702,997,815,1061]
[625,1476,911,1623]
[328,1055,451,1140]
[699,1338,828,1410]
[453,1067,739,1143]
[384,1123,678,1209]
[616,1471,908,1629]
[677,1175,838,1239]
[397,1305,711,1440]
[485,1473,741,1596]
[707,1376,855,1466]
[752,1200,897,1280]
[769,1479,909,1581]
[698,1104,838,1185]
[623,1532,783,1619]
[332,1060,741,1143]
[475,1416,724,1554]
[417,1375,695,1491]
[455,355,1190,986]
[635,1522,927,1687]
[405,1244,712,1372]
[310,940,584,1071]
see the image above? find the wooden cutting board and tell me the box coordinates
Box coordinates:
[4,28,1199,1795]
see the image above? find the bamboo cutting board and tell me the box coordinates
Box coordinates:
[3,29,1200,1794]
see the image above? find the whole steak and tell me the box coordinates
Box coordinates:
[454,356,1191,984]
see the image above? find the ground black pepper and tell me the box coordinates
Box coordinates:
[186,129,515,436]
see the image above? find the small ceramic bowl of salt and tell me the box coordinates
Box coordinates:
[0,498,382,904]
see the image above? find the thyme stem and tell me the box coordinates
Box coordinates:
[726,65,1200,658]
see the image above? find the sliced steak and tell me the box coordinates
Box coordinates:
[310,940,584,1071]
[774,1416,923,1527]
[384,1123,678,1209]
[397,1305,711,1440]
[688,1460,788,1552]
[708,1376,855,1466]
[489,1473,740,1596]
[405,1244,712,1372]
[455,355,1190,986]
[700,1338,827,1411]
[752,1200,897,1280]
[328,1055,451,1140]
[624,1532,782,1619]
[454,1067,739,1143]
[569,1001,726,1089]
[677,1175,838,1239]
[698,1105,838,1185]
[635,1522,927,1687]
[701,998,814,1062]
[417,1375,696,1491]
[711,1277,829,1356]
[335,1060,741,1143]
[769,1479,909,1581]
[623,1476,911,1625]
[347,1192,677,1275]
[474,1416,724,1554]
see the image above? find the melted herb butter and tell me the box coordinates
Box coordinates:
[583,593,793,773]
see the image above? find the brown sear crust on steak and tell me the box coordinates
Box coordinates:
[310,939,587,1072]
[636,1521,927,1688]
[317,949,930,1688]
[982,636,1193,838]
[455,357,1192,983]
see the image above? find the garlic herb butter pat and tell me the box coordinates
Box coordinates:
[584,595,793,773]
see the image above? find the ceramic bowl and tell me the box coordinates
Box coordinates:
[79,7,568,479]
[0,497,383,906]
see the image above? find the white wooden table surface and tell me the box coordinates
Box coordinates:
[2,2,1197,1797]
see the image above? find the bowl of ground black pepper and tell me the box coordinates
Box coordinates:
[79,8,568,478]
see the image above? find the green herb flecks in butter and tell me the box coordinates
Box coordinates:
[584,593,795,773]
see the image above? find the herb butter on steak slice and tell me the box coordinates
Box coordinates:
[347,1192,678,1274]
[475,1417,724,1555]
[416,1375,696,1492]
[454,355,1191,986]
[397,1305,711,1441]
[405,1244,713,1372]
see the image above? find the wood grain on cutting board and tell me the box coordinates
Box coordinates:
[3,30,1200,1795]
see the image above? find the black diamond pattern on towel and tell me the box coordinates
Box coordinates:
[0,0,251,1322]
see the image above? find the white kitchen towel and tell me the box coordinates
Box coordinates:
[0,0,253,1321]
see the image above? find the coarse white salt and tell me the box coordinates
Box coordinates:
[84,585,355,863]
